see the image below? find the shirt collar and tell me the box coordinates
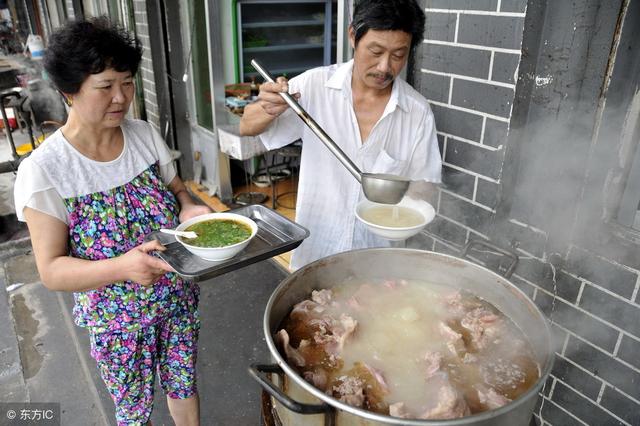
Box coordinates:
[325,59,409,113]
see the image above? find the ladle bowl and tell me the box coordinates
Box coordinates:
[251,59,410,204]
[362,173,410,205]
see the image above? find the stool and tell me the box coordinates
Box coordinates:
[269,142,301,209]
[235,155,268,206]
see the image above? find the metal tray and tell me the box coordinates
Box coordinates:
[145,205,309,281]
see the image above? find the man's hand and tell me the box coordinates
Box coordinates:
[117,240,175,287]
[257,76,300,117]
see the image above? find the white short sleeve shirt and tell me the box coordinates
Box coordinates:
[259,60,442,270]
[14,119,177,224]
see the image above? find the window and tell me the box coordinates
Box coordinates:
[189,0,213,131]
[610,94,640,232]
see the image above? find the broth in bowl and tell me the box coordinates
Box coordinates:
[360,205,425,228]
[182,218,252,248]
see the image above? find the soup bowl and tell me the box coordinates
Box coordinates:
[355,197,436,241]
[174,212,258,261]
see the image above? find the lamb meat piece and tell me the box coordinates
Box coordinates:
[438,322,466,357]
[331,375,365,407]
[460,307,502,350]
[362,363,389,394]
[290,299,326,318]
[444,291,466,316]
[303,368,329,390]
[476,385,511,410]
[481,355,539,399]
[346,296,362,310]
[311,289,334,306]
[333,362,389,413]
[420,373,470,419]
[321,314,358,356]
[424,351,443,378]
[382,279,407,290]
[275,329,306,367]
[389,402,411,418]
[462,353,478,366]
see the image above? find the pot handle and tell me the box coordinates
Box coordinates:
[249,363,334,415]
[461,239,519,278]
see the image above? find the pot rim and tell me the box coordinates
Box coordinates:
[263,247,555,425]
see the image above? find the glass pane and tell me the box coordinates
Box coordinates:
[191,0,213,131]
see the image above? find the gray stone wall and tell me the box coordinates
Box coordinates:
[132,0,160,131]
[64,0,75,19]
[411,1,640,425]
[412,0,525,253]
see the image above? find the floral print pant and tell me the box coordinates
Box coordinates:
[89,306,199,425]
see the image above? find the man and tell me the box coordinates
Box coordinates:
[240,0,442,270]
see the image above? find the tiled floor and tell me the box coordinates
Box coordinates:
[186,176,298,271]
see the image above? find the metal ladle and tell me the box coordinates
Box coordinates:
[251,59,410,205]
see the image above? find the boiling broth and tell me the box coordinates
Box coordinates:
[278,279,540,419]
[360,205,424,228]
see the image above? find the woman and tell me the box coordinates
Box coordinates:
[14,17,209,425]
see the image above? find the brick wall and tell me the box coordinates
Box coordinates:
[411,0,525,253]
[410,1,640,425]
[65,0,75,19]
[132,0,160,132]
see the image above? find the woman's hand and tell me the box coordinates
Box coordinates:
[179,204,212,223]
[118,240,175,286]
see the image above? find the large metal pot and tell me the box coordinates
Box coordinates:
[250,242,554,426]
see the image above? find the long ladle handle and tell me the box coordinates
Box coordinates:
[251,59,362,183]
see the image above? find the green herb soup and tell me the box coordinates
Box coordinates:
[183,219,252,248]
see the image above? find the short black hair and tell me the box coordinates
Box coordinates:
[351,0,425,49]
[44,16,143,94]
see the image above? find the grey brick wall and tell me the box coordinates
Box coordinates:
[415,0,524,248]
[132,0,160,131]
[65,0,75,19]
[412,1,640,425]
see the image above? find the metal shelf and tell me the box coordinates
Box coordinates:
[243,65,313,78]
[243,19,324,28]
[243,43,324,53]
[236,0,335,82]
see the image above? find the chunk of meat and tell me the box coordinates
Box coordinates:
[311,289,333,305]
[347,296,362,310]
[303,368,329,390]
[389,402,411,418]
[476,385,511,410]
[275,329,306,367]
[460,307,502,349]
[423,351,443,378]
[420,373,470,419]
[481,356,539,399]
[331,375,365,407]
[363,363,389,394]
[290,299,326,318]
[322,314,358,356]
[439,322,466,357]
[332,362,389,413]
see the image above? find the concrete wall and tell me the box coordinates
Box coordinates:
[410,1,640,425]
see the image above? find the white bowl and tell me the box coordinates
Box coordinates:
[175,212,258,261]
[355,197,435,241]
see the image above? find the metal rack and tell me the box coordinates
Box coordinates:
[235,0,336,82]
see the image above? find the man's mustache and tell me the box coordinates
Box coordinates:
[368,72,393,81]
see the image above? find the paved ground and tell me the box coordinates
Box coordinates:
[1,240,288,425]
[0,127,290,425]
